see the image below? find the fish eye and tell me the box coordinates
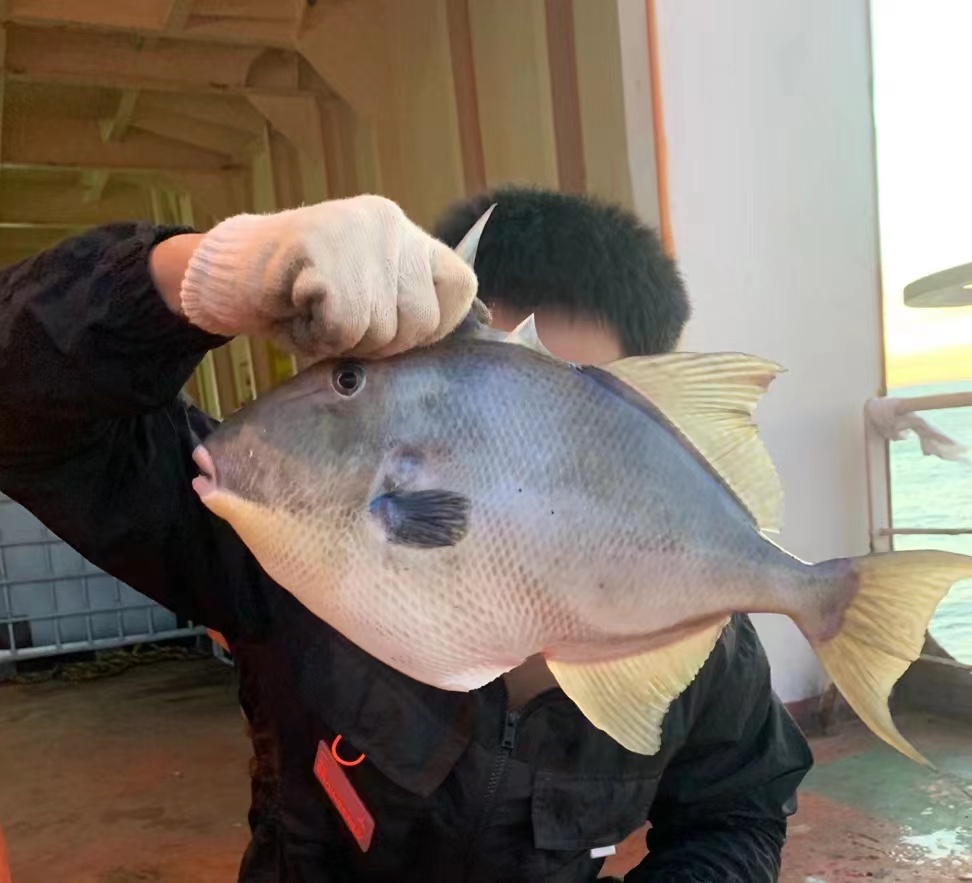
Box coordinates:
[331,362,365,397]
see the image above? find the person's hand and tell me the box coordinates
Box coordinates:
[178,195,478,359]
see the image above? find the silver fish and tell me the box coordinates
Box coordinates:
[192,210,972,765]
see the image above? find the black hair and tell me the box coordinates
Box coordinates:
[432,186,690,356]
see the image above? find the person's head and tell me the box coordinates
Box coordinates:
[432,186,690,365]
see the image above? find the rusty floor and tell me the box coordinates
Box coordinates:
[1,658,970,883]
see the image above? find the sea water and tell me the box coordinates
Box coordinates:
[888,380,972,664]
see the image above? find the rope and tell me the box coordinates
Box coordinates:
[4,642,212,685]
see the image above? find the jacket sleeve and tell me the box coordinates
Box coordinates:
[625,615,814,883]
[0,223,269,641]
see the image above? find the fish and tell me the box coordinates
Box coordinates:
[191,208,972,765]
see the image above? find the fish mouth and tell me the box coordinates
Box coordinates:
[192,445,219,501]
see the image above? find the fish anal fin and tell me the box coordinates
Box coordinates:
[602,353,785,533]
[546,618,729,755]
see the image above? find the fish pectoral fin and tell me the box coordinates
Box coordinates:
[601,353,785,533]
[546,618,730,755]
[369,489,471,549]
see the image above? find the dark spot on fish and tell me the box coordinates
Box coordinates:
[370,489,471,549]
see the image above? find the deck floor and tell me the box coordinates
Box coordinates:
[1,658,969,882]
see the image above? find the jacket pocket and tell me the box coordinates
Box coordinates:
[531,771,658,879]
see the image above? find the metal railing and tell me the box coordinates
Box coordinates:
[864,389,972,671]
[865,389,972,550]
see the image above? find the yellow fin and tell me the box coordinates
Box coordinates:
[603,353,785,533]
[546,618,729,755]
[812,550,972,767]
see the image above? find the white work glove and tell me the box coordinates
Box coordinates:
[179,195,478,359]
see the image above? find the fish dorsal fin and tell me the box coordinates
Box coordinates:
[453,203,497,268]
[602,352,785,533]
[507,314,556,358]
[449,205,505,342]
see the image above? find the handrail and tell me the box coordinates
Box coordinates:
[863,390,971,553]
[891,390,972,412]
[877,528,972,536]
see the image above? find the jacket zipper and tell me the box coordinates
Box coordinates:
[485,710,520,803]
[463,709,520,881]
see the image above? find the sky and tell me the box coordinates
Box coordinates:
[871,0,972,388]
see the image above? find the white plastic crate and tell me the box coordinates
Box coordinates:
[0,494,205,669]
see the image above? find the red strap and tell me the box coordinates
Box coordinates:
[314,740,375,852]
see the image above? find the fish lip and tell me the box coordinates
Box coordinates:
[192,445,218,500]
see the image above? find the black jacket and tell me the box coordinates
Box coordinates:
[0,224,814,882]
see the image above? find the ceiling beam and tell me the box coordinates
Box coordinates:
[0,172,240,225]
[100,90,140,142]
[297,0,389,117]
[248,95,324,158]
[0,24,7,167]
[194,0,296,21]
[138,92,268,135]
[132,108,259,157]
[3,0,295,48]
[0,221,89,231]
[165,170,248,220]
[93,90,141,204]
[79,169,110,203]
[3,24,317,98]
[164,0,195,32]
[2,111,239,172]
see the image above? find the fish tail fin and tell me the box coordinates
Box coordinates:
[805,550,972,766]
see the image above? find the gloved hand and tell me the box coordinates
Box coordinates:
[179,195,478,360]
